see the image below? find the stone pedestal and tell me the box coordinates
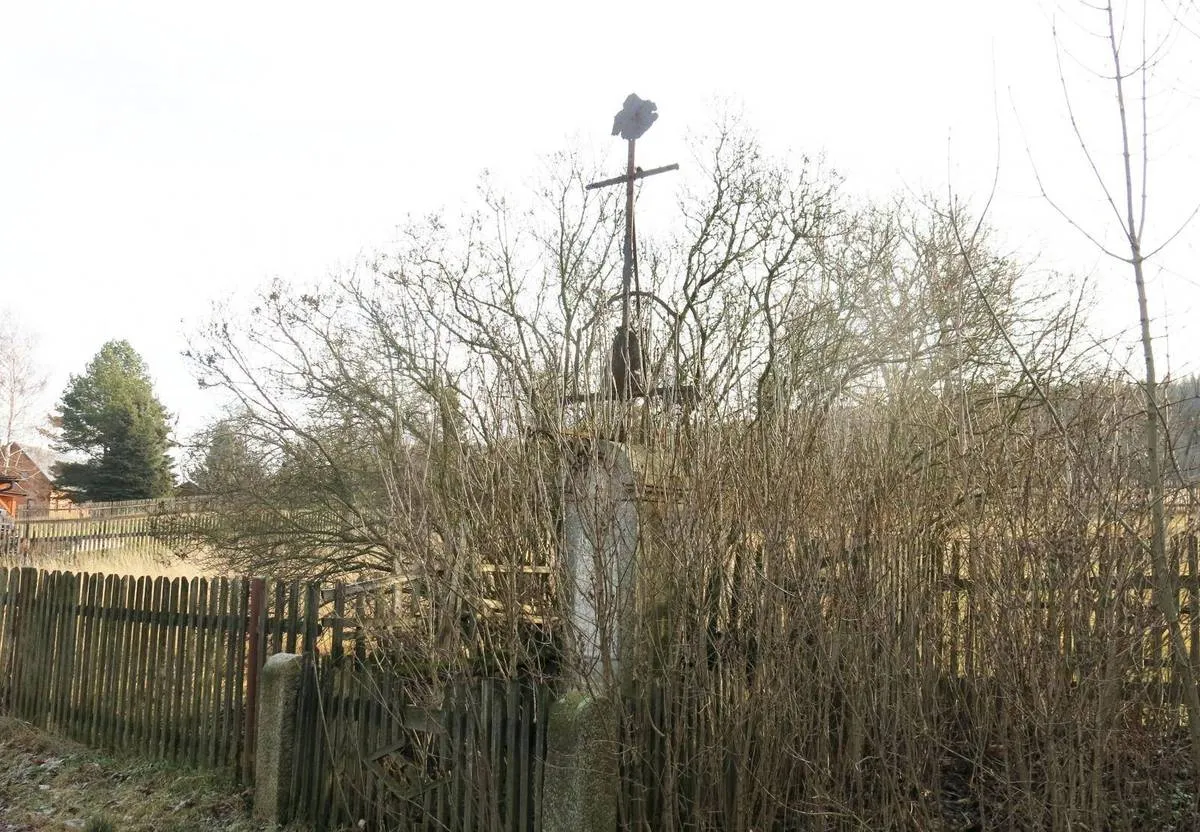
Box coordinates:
[542,692,620,832]
[252,652,304,823]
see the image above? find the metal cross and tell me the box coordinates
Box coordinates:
[580,94,678,402]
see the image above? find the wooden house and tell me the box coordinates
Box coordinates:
[0,443,56,517]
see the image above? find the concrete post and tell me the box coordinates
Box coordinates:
[561,440,639,688]
[252,652,304,823]
[545,440,640,832]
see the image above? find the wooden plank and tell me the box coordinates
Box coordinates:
[533,683,548,832]
[517,680,531,832]
[73,573,99,745]
[215,579,234,767]
[147,575,168,755]
[348,661,367,826]
[175,576,198,762]
[35,571,56,730]
[445,682,460,832]
[6,566,23,703]
[270,579,285,654]
[11,571,34,721]
[206,577,230,768]
[303,582,320,657]
[33,571,59,729]
[166,576,188,760]
[245,578,266,783]
[128,575,149,749]
[189,578,210,767]
[231,578,250,781]
[331,584,345,663]
[96,574,119,747]
[285,580,300,654]
[0,569,17,699]
[114,573,137,749]
[1,568,17,687]
[363,665,383,828]
[85,572,106,746]
[8,567,29,708]
[62,571,86,742]
[58,571,80,734]
[353,594,366,663]
[485,680,500,831]
[113,574,135,750]
[101,575,125,749]
[312,655,335,830]
[505,676,519,831]
[112,575,138,750]
[303,655,324,824]
[0,569,10,706]
[41,571,66,731]
[463,681,476,832]
[153,576,174,759]
[147,577,170,759]
[421,670,436,832]
[287,655,315,825]
[21,569,46,725]
[327,660,347,831]
[222,577,245,771]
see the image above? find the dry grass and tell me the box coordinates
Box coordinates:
[0,544,216,580]
[0,717,299,832]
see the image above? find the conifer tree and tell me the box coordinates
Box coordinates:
[54,340,173,501]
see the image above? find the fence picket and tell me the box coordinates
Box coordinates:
[148,576,170,758]
[114,576,138,749]
[58,572,83,734]
[97,574,120,746]
[0,569,9,706]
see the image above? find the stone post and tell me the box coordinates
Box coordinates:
[560,439,639,687]
[252,652,304,823]
[544,440,639,832]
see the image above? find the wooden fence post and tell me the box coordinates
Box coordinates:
[244,577,266,783]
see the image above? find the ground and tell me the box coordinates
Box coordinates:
[0,717,299,832]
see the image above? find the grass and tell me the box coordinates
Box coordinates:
[0,716,303,832]
[0,544,216,580]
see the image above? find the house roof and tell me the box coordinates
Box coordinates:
[1,442,55,485]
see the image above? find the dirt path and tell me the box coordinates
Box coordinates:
[0,717,299,832]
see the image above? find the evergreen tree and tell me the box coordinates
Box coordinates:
[54,340,174,501]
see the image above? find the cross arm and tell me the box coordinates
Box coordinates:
[585,163,680,191]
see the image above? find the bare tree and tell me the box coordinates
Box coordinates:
[1025,0,1200,785]
[0,313,47,465]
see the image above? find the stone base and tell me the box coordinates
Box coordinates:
[542,691,619,832]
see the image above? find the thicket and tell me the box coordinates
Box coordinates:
[181,114,1200,827]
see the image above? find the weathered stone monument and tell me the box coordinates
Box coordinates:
[543,93,684,832]
[543,439,639,832]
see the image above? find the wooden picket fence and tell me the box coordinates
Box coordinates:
[0,568,333,782]
[289,657,551,832]
[0,569,254,773]
[7,499,216,561]
[0,565,555,831]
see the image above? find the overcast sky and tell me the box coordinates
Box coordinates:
[2,1,1198,456]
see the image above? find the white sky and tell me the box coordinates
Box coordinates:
[2,1,1198,454]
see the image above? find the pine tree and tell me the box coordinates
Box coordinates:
[54,340,174,501]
